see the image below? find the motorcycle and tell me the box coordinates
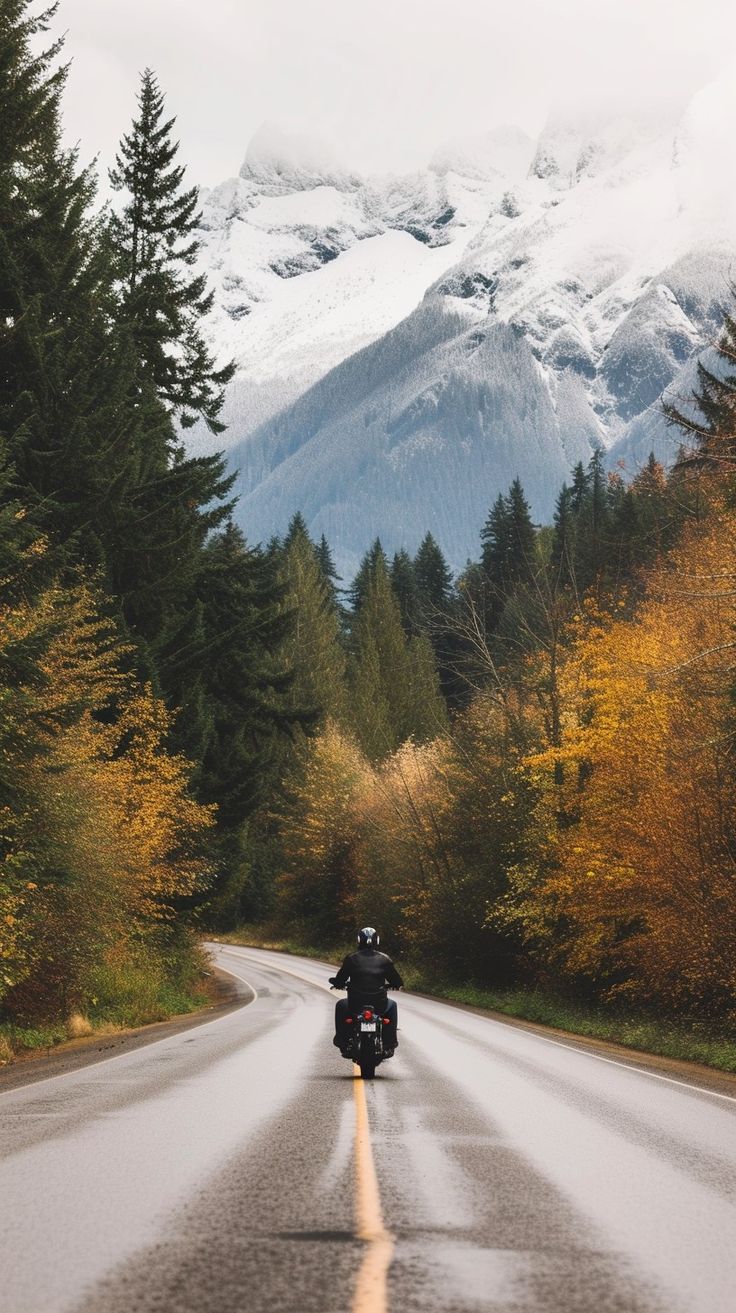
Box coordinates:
[330,987,395,1080]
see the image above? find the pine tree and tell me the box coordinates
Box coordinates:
[192,523,296,833]
[574,449,611,590]
[551,484,575,589]
[283,511,311,552]
[348,538,388,612]
[315,533,341,605]
[480,480,536,631]
[109,69,234,432]
[506,478,537,583]
[480,493,510,586]
[570,461,589,513]
[390,549,420,635]
[349,556,445,761]
[629,453,671,558]
[414,532,453,612]
[278,527,347,724]
[664,293,736,471]
[0,0,113,531]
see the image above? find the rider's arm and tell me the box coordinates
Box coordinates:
[384,959,404,989]
[331,956,352,988]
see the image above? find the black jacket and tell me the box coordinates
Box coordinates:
[332,948,403,1007]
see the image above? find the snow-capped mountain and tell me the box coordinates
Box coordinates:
[193,73,736,577]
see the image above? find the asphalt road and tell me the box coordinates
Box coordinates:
[1,944,735,1313]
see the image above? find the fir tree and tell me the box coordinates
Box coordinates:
[480,480,536,630]
[0,0,112,528]
[551,484,575,589]
[506,478,537,583]
[192,523,296,832]
[414,532,453,612]
[283,511,311,552]
[109,69,234,432]
[480,493,510,586]
[278,527,347,724]
[315,533,341,604]
[348,537,388,612]
[349,556,445,761]
[664,292,736,471]
[390,548,420,635]
[574,449,611,589]
[570,461,589,513]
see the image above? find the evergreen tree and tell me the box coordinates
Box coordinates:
[109,69,234,432]
[0,6,236,693]
[551,484,575,589]
[0,0,112,532]
[570,461,589,513]
[348,537,388,612]
[480,493,510,586]
[482,481,535,589]
[629,453,672,558]
[283,511,311,552]
[414,532,453,612]
[574,449,611,590]
[278,527,347,724]
[480,480,536,631]
[407,632,450,741]
[664,293,736,471]
[192,523,295,832]
[506,478,537,582]
[349,556,445,761]
[390,548,420,635]
[315,533,341,605]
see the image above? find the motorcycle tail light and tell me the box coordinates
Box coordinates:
[382,1017,390,1024]
[362,1009,373,1020]
[346,1017,353,1023]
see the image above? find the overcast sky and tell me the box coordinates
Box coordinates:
[53,0,736,187]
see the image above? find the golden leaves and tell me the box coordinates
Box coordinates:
[0,579,213,1010]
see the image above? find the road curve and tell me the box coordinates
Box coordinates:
[1,944,735,1313]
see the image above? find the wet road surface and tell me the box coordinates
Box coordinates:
[1,944,735,1313]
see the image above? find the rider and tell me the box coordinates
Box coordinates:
[329,927,403,1056]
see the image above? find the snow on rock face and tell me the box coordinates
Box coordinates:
[191,125,506,444]
[190,84,736,574]
[240,122,360,195]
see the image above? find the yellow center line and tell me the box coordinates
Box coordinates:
[352,1065,394,1313]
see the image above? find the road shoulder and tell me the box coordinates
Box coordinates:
[410,988,736,1100]
[0,967,253,1093]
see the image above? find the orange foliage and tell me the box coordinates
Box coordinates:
[0,582,213,1015]
[511,505,736,1009]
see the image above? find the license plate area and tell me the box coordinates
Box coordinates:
[360,1022,377,1032]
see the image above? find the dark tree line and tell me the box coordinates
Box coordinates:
[0,2,305,924]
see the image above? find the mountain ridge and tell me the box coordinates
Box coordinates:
[191,73,736,574]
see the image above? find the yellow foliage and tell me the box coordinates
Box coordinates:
[0,580,213,1017]
[512,504,736,1008]
[276,720,372,937]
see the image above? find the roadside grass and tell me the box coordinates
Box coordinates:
[213,924,348,963]
[218,924,736,1075]
[0,944,213,1065]
[402,973,736,1074]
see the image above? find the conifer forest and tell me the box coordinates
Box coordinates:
[3,0,736,1053]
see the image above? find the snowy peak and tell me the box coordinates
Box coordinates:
[191,75,736,575]
[240,122,360,195]
[529,105,677,187]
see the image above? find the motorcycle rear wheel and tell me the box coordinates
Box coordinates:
[359,1058,376,1079]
